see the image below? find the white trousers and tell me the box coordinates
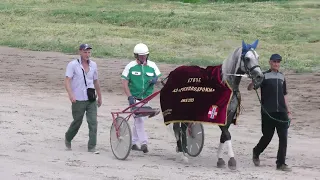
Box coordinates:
[131,100,148,145]
[132,116,148,145]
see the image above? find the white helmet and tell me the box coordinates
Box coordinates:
[133,43,149,55]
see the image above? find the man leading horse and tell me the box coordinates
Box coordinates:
[248,53,292,171]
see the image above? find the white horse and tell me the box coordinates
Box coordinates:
[170,40,264,170]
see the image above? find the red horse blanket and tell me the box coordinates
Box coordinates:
[160,65,234,126]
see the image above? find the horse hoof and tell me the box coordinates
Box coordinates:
[228,157,237,170]
[182,155,189,163]
[217,158,226,168]
[178,153,189,163]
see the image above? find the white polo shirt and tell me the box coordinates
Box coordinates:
[65,57,98,101]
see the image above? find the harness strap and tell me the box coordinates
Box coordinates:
[249,65,260,72]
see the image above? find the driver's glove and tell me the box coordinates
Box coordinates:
[149,77,158,85]
[128,96,136,105]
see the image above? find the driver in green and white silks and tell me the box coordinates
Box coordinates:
[121,43,162,153]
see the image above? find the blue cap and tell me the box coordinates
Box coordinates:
[270,54,282,61]
[79,44,92,50]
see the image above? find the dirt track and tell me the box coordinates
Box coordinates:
[0,46,319,180]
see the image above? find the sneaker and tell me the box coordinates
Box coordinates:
[252,149,260,166]
[277,164,292,171]
[88,147,100,154]
[131,144,140,151]
[65,139,71,150]
[141,144,149,153]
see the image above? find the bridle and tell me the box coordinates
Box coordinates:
[239,49,261,80]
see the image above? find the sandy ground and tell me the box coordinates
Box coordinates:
[0,46,320,180]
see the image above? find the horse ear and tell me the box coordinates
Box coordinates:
[242,40,247,50]
[251,39,259,49]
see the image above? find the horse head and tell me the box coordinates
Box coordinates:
[240,39,264,89]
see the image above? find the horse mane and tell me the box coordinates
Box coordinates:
[220,46,245,120]
[221,47,242,83]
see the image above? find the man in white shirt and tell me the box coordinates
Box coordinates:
[64,44,102,153]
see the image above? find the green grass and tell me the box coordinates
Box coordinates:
[0,0,319,72]
[164,0,289,3]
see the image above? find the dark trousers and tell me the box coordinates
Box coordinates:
[65,100,98,150]
[253,112,289,166]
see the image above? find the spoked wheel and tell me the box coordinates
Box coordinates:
[186,123,204,157]
[110,116,132,160]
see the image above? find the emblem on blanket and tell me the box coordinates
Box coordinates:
[208,105,219,120]
[160,65,233,126]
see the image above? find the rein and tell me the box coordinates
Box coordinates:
[253,88,291,126]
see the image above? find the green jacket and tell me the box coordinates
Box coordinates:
[121,60,162,99]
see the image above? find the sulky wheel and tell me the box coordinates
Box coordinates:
[186,123,204,157]
[110,116,132,160]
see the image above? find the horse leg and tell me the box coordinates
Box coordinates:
[180,122,188,153]
[173,122,189,162]
[216,131,226,168]
[217,93,239,170]
[173,122,188,152]
[219,125,236,170]
[173,123,182,152]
